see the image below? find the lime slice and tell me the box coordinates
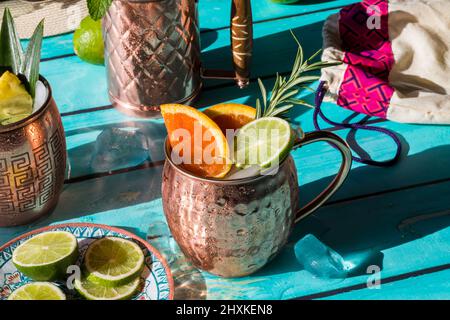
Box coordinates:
[83,237,145,287]
[73,16,104,65]
[234,117,294,168]
[13,231,79,281]
[8,282,66,300]
[75,276,141,300]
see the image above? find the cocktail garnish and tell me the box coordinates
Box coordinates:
[0,8,44,98]
[254,30,340,119]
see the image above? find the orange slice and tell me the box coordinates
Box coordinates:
[203,103,256,133]
[161,104,232,178]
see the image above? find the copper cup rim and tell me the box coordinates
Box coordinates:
[0,75,52,134]
[164,138,291,185]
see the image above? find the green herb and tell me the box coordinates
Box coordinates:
[87,0,113,21]
[0,8,44,98]
[0,8,23,74]
[256,30,340,119]
[21,20,44,98]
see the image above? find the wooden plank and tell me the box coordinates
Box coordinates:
[59,88,450,202]
[4,0,447,300]
[23,33,74,61]
[203,179,450,299]
[198,0,355,30]
[1,163,449,299]
[41,8,335,114]
[0,166,165,244]
[322,268,450,300]
[26,0,356,60]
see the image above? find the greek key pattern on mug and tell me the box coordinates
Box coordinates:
[0,131,63,214]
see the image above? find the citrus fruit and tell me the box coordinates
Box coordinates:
[73,16,104,65]
[234,117,294,168]
[161,104,232,178]
[74,276,141,300]
[83,237,144,287]
[8,282,66,300]
[12,231,79,281]
[203,103,256,133]
[0,71,33,125]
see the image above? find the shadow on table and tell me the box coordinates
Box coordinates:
[8,19,449,296]
[256,143,450,278]
[35,21,327,224]
[61,20,326,182]
[65,120,167,179]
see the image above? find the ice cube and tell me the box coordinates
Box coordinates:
[90,127,150,172]
[147,221,179,264]
[33,80,48,111]
[294,234,350,279]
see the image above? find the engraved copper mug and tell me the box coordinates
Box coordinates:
[0,77,66,227]
[162,131,352,277]
[103,0,253,118]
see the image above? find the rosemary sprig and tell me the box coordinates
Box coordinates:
[256,30,340,119]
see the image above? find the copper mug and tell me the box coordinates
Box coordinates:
[0,77,66,227]
[103,0,253,118]
[161,131,352,277]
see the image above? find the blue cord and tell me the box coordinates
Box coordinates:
[313,81,402,167]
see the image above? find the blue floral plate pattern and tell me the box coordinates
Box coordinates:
[0,223,174,300]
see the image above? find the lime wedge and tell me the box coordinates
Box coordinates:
[8,282,66,300]
[83,237,145,287]
[13,231,79,281]
[234,117,294,168]
[75,276,141,300]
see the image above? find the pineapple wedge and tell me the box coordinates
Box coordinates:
[0,71,33,125]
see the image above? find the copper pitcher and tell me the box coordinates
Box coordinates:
[161,131,352,277]
[0,77,66,227]
[103,0,253,118]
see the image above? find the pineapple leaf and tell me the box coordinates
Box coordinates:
[0,8,23,74]
[87,0,113,21]
[21,19,44,98]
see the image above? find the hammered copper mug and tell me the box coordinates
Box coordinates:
[162,130,352,277]
[0,76,66,227]
[103,0,253,118]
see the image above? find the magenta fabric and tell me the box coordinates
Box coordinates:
[337,0,394,118]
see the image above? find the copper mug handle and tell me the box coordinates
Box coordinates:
[202,0,253,88]
[292,131,352,224]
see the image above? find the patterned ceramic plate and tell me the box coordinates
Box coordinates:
[0,223,174,300]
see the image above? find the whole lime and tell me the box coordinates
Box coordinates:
[73,16,105,65]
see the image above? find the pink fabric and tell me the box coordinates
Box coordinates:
[337,0,394,118]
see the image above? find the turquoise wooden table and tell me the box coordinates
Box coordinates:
[1,0,450,299]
